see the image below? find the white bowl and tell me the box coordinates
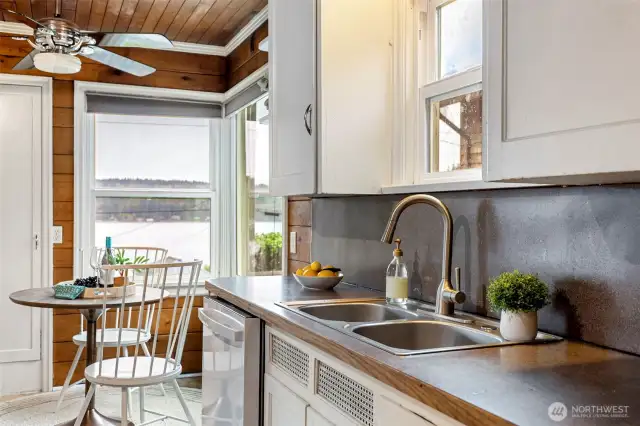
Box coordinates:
[293,273,343,291]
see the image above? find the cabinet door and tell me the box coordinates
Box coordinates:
[264,373,308,426]
[269,0,316,196]
[484,0,640,184]
[376,397,435,426]
[306,406,335,426]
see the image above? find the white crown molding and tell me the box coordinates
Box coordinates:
[223,5,269,54]
[149,5,267,56]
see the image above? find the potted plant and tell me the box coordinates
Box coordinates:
[487,270,550,341]
[109,249,149,287]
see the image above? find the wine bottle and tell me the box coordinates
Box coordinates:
[100,236,114,287]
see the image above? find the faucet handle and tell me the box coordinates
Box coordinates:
[448,267,465,305]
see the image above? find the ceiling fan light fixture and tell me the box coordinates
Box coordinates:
[33,52,81,74]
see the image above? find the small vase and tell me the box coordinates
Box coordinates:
[499,310,538,341]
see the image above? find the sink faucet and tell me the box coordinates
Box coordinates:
[381,194,465,316]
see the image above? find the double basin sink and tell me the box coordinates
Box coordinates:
[278,299,561,356]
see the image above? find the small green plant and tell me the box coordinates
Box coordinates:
[487,270,549,313]
[109,249,149,276]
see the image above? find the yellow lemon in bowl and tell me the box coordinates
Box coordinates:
[317,270,336,278]
[310,261,322,272]
[303,269,318,277]
[295,268,305,276]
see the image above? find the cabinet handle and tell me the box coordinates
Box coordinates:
[304,104,312,135]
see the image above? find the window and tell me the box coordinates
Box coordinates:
[390,0,483,189]
[85,113,217,283]
[419,0,483,183]
[236,96,284,276]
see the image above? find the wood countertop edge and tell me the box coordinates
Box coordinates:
[207,284,513,426]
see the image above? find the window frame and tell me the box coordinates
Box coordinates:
[389,0,495,192]
[74,82,230,287]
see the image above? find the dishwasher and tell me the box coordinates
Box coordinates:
[199,296,262,426]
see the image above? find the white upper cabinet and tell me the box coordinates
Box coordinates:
[269,0,393,196]
[269,0,316,196]
[484,0,640,184]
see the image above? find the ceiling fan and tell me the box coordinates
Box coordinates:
[0,1,173,76]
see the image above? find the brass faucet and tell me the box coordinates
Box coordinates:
[381,194,465,316]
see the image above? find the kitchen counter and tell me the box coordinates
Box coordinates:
[205,276,639,426]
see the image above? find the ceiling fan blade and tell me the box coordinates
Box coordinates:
[80,46,155,77]
[0,21,35,36]
[12,49,37,70]
[83,32,173,49]
[0,9,47,30]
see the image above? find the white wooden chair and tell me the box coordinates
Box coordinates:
[74,260,202,426]
[56,247,169,412]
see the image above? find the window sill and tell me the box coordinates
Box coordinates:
[381,179,541,194]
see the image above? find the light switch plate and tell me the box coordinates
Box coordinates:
[289,231,297,254]
[52,226,63,244]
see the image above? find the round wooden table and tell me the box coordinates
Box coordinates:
[10,286,168,426]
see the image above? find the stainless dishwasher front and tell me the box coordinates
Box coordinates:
[199,296,262,426]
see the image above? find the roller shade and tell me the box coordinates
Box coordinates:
[86,93,223,118]
[224,77,268,117]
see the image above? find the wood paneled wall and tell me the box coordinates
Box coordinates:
[227,21,268,88]
[1,38,227,385]
[288,198,312,274]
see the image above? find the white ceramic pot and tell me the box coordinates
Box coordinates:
[499,310,538,341]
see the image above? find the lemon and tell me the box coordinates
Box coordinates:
[295,268,304,276]
[302,265,311,273]
[303,269,318,277]
[310,261,322,272]
[318,270,335,278]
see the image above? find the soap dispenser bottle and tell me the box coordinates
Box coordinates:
[386,238,408,304]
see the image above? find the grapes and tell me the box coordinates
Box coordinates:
[73,276,98,288]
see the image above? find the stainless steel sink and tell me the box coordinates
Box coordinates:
[298,303,418,322]
[351,320,502,354]
[278,298,562,356]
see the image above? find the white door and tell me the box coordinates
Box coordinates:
[484,0,640,184]
[264,373,308,426]
[269,0,317,196]
[0,83,43,394]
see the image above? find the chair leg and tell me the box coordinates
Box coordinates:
[74,383,95,426]
[171,379,196,426]
[127,388,133,420]
[57,344,84,412]
[139,386,145,423]
[121,388,128,426]
[141,342,167,397]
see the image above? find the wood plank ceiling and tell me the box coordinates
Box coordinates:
[0,0,267,45]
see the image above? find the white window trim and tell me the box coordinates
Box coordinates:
[74,81,230,286]
[386,0,536,194]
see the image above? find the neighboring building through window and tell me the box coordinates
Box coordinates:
[418,0,483,181]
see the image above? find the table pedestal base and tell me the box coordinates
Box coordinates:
[57,408,134,426]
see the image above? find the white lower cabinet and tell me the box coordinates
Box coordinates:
[376,396,435,426]
[264,373,308,426]
[307,407,335,426]
[264,327,463,426]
